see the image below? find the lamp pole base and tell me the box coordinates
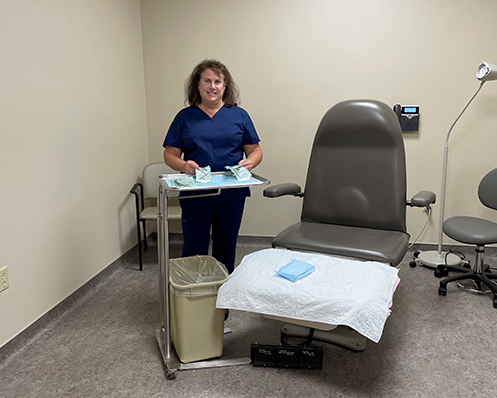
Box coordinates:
[417,250,461,268]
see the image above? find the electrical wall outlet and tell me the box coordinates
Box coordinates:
[0,266,9,293]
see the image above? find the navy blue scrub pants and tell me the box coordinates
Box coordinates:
[180,189,247,274]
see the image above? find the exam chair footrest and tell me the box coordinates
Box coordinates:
[280,324,367,352]
[251,343,323,369]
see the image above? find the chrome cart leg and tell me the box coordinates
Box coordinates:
[157,184,178,374]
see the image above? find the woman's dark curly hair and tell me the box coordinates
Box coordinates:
[185,59,240,107]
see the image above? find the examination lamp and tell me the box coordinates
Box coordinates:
[417,61,497,269]
[477,61,497,82]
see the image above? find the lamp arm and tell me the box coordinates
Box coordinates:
[437,81,486,254]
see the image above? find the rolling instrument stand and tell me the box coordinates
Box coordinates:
[156,172,269,379]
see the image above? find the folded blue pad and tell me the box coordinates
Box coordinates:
[277,259,315,282]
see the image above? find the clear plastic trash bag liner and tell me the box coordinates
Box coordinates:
[170,256,229,297]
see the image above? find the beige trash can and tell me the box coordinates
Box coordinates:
[169,256,229,363]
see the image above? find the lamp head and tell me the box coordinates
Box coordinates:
[477,61,497,81]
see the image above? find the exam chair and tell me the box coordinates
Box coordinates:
[435,168,497,308]
[263,99,436,350]
[130,162,181,271]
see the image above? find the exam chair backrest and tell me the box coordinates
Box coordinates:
[301,100,407,233]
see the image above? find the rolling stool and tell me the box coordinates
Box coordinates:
[435,168,497,308]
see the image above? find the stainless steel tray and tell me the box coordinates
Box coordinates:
[159,171,269,192]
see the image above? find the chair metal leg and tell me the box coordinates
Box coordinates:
[137,220,143,271]
[480,273,497,289]
[484,272,497,280]
[438,245,497,308]
[434,263,471,278]
[439,271,477,291]
[142,220,148,251]
[130,183,145,271]
[480,273,497,309]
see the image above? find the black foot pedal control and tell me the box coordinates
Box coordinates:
[250,343,323,369]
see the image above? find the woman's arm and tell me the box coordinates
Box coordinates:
[239,143,263,172]
[163,145,199,175]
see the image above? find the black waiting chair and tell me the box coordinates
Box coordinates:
[263,99,436,349]
[130,162,181,270]
[436,168,497,308]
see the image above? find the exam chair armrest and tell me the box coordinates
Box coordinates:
[263,183,304,198]
[407,190,436,208]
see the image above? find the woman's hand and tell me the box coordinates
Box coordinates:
[183,160,200,175]
[164,146,200,175]
[239,143,263,172]
[238,158,254,172]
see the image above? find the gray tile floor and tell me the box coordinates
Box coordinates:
[1,236,497,397]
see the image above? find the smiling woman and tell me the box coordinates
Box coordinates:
[197,69,225,116]
[162,59,263,273]
[184,59,240,108]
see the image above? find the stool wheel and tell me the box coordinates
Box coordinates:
[434,268,447,278]
[409,260,417,268]
[438,285,447,296]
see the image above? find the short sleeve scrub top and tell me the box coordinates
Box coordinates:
[163,105,260,271]
[163,105,260,205]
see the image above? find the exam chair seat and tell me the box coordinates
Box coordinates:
[273,221,409,266]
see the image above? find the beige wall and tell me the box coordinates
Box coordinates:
[142,0,497,241]
[2,0,497,350]
[0,1,149,348]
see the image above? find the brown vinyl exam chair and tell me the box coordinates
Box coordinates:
[263,99,436,350]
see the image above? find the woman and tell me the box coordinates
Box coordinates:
[163,59,263,273]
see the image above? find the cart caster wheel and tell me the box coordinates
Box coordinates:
[166,370,176,380]
[438,286,447,296]
[413,251,420,258]
[434,268,447,278]
[409,260,417,268]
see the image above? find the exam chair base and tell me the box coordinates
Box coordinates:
[280,324,367,352]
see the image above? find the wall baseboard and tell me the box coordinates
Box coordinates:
[0,240,144,366]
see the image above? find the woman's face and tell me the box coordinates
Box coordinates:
[198,69,225,106]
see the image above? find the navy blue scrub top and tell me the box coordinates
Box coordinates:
[163,105,260,205]
[163,105,260,172]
